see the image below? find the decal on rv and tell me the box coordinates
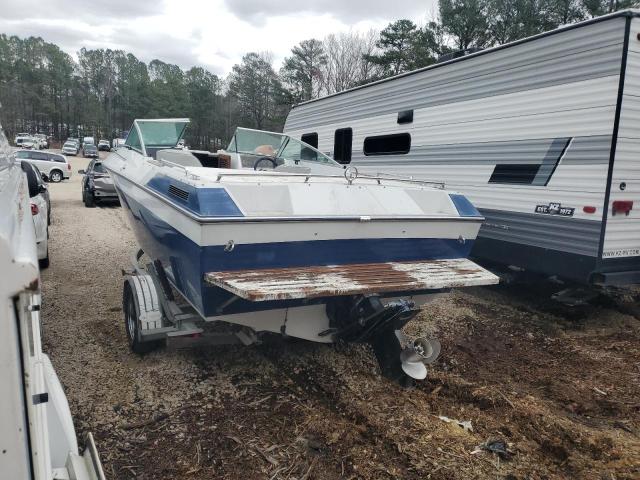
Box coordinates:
[534,202,574,217]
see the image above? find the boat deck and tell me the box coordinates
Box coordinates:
[204,259,499,301]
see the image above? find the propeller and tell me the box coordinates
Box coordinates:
[400,337,441,380]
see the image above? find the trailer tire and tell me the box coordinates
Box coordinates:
[123,281,163,354]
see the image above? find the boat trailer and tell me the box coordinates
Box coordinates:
[122,249,497,383]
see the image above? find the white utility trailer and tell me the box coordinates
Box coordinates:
[0,127,105,480]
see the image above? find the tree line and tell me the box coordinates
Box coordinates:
[0,0,633,149]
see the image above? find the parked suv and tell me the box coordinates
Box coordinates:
[15,150,72,182]
[79,159,118,207]
[83,144,98,158]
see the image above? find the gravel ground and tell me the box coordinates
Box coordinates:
[40,151,640,479]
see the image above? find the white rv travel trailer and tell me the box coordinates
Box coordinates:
[0,126,104,479]
[284,10,640,285]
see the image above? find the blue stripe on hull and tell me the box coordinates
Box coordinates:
[200,237,473,271]
[147,175,243,217]
[118,189,474,317]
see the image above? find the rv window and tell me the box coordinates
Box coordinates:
[488,164,539,184]
[301,132,318,149]
[334,128,352,164]
[489,137,571,185]
[363,133,411,156]
[397,110,413,124]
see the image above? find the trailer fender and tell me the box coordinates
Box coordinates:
[123,274,163,333]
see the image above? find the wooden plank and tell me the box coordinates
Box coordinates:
[204,259,499,302]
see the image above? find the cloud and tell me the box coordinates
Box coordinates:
[0,0,437,76]
[0,19,102,54]
[104,25,223,73]
[223,0,432,25]
[0,0,161,21]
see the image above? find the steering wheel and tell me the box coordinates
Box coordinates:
[253,156,278,170]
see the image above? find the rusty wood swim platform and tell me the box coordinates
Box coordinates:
[204,258,499,302]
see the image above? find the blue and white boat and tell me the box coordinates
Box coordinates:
[104,119,498,381]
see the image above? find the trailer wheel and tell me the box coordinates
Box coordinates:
[123,281,162,354]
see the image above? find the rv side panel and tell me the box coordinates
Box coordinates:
[285,15,631,283]
[600,18,640,282]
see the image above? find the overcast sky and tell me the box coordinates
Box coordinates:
[0,0,437,75]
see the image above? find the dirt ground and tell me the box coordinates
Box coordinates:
[40,152,640,480]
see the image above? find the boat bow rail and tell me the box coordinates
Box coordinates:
[206,169,446,189]
[204,258,499,302]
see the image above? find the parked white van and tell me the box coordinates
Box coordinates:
[14,135,37,149]
[15,150,72,182]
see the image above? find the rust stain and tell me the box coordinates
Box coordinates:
[205,259,499,302]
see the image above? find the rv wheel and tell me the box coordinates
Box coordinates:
[123,281,162,354]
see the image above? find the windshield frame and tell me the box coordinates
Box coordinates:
[128,118,189,156]
[228,127,339,167]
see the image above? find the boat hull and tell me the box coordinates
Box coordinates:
[113,173,482,318]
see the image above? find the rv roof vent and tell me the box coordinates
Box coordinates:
[397,110,414,124]
[168,184,190,201]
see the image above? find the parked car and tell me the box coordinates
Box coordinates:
[82,136,95,147]
[112,138,126,149]
[34,133,48,149]
[98,139,110,151]
[79,159,118,207]
[83,144,98,158]
[14,132,29,145]
[31,162,51,224]
[62,141,78,155]
[21,161,49,267]
[15,135,37,149]
[15,150,72,182]
[67,138,80,152]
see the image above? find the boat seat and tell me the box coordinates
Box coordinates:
[155,149,202,167]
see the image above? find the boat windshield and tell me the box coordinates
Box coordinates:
[227,128,338,166]
[127,119,189,154]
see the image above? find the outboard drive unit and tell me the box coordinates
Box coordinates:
[325,295,441,383]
